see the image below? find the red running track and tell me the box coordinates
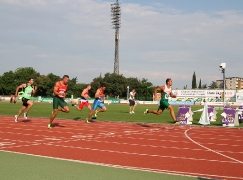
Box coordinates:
[0,116,243,179]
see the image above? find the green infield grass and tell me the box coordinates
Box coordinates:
[0,151,199,180]
[0,101,242,127]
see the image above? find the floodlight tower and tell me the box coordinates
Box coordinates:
[111,0,121,74]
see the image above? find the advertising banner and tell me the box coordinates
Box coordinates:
[221,108,238,127]
[176,106,193,125]
[236,93,243,103]
[176,90,235,97]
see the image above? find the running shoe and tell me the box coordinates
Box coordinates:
[48,124,52,129]
[132,111,135,114]
[94,110,98,117]
[86,118,90,124]
[14,115,18,122]
[23,113,27,119]
[144,109,148,115]
[174,121,181,125]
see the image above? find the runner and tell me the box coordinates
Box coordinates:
[85,84,106,123]
[48,75,70,129]
[75,84,91,112]
[14,78,38,122]
[144,78,180,124]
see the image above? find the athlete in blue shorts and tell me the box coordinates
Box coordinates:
[85,84,106,123]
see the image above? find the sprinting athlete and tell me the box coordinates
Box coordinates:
[76,84,91,112]
[144,78,180,124]
[14,78,38,122]
[48,75,70,129]
[85,84,106,123]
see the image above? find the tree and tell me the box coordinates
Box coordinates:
[198,79,202,89]
[102,73,127,98]
[192,71,197,89]
[209,81,218,89]
[183,85,188,89]
[1,71,16,95]
[202,84,207,89]
[14,67,40,86]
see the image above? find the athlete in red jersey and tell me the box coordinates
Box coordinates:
[76,84,91,112]
[48,75,70,129]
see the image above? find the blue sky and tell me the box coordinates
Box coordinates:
[0,0,243,89]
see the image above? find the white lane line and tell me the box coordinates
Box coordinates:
[43,143,238,164]
[1,150,242,180]
[184,128,243,164]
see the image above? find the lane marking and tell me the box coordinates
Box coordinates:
[184,128,243,164]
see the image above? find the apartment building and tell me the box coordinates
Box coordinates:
[216,77,243,89]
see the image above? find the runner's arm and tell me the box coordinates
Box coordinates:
[32,86,38,96]
[15,84,26,97]
[94,89,100,98]
[53,82,60,96]
[153,86,164,100]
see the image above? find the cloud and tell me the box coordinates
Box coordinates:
[0,0,243,88]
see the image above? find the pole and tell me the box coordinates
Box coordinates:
[127,86,129,100]
[223,69,225,107]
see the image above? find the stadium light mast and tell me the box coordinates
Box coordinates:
[219,63,226,107]
[111,0,121,74]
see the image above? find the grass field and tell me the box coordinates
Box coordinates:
[0,151,198,180]
[0,101,242,127]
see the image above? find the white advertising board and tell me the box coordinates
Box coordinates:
[175,90,235,97]
[236,93,243,103]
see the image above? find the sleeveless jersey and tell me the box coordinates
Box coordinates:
[161,85,172,102]
[22,84,34,99]
[57,81,67,98]
[97,88,105,102]
[81,89,89,100]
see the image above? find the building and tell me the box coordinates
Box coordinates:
[216,77,243,90]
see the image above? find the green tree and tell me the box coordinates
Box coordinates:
[14,67,40,86]
[192,71,197,89]
[1,71,16,95]
[202,84,207,89]
[209,81,218,89]
[198,79,202,89]
[102,73,127,98]
[35,75,52,97]
[139,78,154,101]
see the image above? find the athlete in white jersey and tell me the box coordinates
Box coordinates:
[144,78,180,124]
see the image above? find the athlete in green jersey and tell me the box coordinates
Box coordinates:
[144,78,180,124]
[14,78,37,122]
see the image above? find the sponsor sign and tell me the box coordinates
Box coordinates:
[169,101,194,105]
[176,106,193,125]
[221,108,237,126]
[176,90,235,97]
[208,106,217,121]
[236,93,243,103]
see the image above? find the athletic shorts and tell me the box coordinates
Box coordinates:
[22,97,30,107]
[129,99,135,106]
[79,99,90,109]
[158,101,170,111]
[92,99,105,110]
[53,96,68,109]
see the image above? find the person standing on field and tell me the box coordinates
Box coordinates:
[48,75,70,129]
[129,89,136,114]
[14,78,37,122]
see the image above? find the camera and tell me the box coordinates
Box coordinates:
[219,63,226,69]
